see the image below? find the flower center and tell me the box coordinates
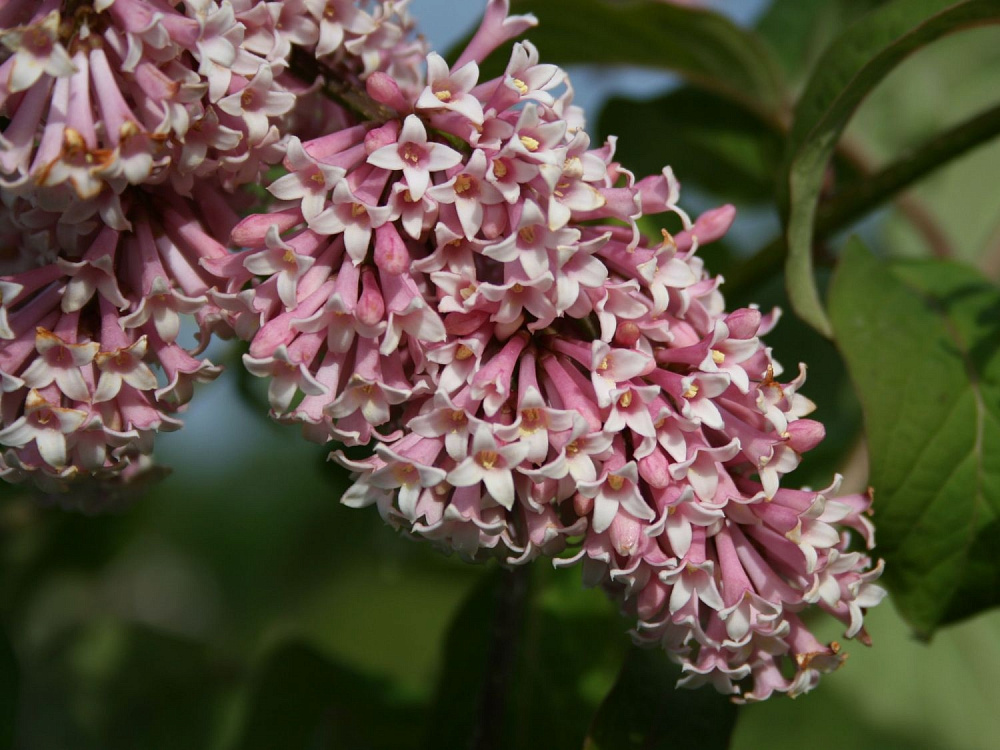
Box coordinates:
[476,450,499,470]
[607,475,625,491]
[402,143,421,164]
[26,27,53,53]
[393,464,417,484]
[519,135,540,152]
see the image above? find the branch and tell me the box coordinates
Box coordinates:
[818,102,1000,255]
[470,565,530,750]
[287,48,396,123]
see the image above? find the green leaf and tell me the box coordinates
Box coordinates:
[423,566,626,750]
[782,0,1000,337]
[478,0,786,113]
[597,87,786,205]
[230,641,422,750]
[829,238,1000,636]
[17,622,225,750]
[584,647,739,750]
[756,0,891,88]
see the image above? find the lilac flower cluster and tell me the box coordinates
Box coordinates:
[1,0,884,698]
[230,0,885,700]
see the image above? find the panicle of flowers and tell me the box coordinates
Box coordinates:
[0,0,341,492]
[0,185,237,492]
[231,0,885,700]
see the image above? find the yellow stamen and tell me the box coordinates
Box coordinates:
[683,384,699,399]
[350,203,367,217]
[394,464,417,484]
[434,89,452,102]
[119,121,140,140]
[455,344,474,360]
[618,391,633,408]
[518,226,536,243]
[454,174,473,194]
[492,160,508,178]
[711,349,725,364]
[519,135,540,152]
[63,128,85,154]
[511,78,528,94]
[402,143,420,164]
[607,475,625,491]
[476,450,498,470]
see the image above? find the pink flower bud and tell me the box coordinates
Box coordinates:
[724,308,762,339]
[785,419,826,453]
[356,269,386,328]
[374,224,411,275]
[366,72,410,113]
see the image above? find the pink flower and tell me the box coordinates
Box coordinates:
[367,114,463,200]
[416,53,484,125]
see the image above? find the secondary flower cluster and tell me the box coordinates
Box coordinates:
[228,0,885,701]
[0,0,424,492]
